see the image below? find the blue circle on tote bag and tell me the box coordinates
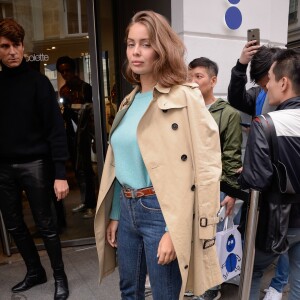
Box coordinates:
[226,253,238,272]
[226,234,236,252]
[228,0,240,4]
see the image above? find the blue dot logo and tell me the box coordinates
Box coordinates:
[228,0,240,4]
[225,6,242,30]
[226,253,238,272]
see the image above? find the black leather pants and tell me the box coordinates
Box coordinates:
[0,159,65,275]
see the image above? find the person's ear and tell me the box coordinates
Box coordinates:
[211,75,217,88]
[281,77,288,92]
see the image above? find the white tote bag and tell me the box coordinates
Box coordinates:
[216,217,243,282]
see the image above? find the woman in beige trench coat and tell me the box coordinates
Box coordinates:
[94,10,223,300]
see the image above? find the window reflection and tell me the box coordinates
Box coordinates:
[65,0,88,35]
[0,2,13,19]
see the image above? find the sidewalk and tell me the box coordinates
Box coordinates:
[0,245,289,300]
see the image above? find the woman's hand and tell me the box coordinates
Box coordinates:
[157,232,177,265]
[106,220,119,248]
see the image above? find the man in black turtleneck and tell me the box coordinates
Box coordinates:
[0,19,69,300]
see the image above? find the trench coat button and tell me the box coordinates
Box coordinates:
[191,185,196,191]
[184,265,188,269]
[162,109,168,113]
[181,154,187,161]
[172,123,178,130]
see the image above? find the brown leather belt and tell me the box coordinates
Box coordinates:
[123,187,155,199]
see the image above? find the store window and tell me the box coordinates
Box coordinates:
[0,1,13,19]
[64,0,88,35]
[0,0,115,251]
[289,0,298,24]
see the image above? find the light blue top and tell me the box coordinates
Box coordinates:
[110,91,153,219]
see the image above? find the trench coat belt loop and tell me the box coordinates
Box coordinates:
[122,186,155,199]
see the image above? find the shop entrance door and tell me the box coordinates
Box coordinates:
[0,0,115,252]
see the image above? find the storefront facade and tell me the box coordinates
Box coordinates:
[0,0,290,252]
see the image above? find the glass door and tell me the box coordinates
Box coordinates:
[0,0,115,251]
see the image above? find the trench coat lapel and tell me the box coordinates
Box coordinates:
[109,86,139,141]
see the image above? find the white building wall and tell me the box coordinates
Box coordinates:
[171,0,290,97]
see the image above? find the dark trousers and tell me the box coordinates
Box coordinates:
[66,122,96,210]
[76,167,96,209]
[0,159,65,275]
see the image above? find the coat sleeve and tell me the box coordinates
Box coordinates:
[37,74,69,179]
[227,60,260,116]
[238,119,274,191]
[187,88,222,239]
[220,108,242,191]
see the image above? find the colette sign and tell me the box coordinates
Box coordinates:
[25,53,49,62]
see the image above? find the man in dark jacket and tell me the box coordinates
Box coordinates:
[228,42,287,300]
[0,19,69,299]
[239,49,300,299]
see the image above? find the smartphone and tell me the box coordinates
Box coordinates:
[240,122,251,128]
[217,206,226,222]
[247,28,260,46]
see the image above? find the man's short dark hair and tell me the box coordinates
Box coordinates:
[188,57,219,77]
[250,46,281,83]
[272,48,300,95]
[56,56,76,73]
[0,18,25,44]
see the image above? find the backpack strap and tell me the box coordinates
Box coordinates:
[256,113,278,164]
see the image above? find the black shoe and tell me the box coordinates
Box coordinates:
[72,203,86,213]
[196,290,221,300]
[54,274,69,300]
[12,269,47,292]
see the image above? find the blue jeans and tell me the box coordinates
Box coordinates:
[269,252,289,292]
[117,191,181,300]
[250,228,300,300]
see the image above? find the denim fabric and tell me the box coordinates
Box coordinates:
[117,191,181,300]
[250,228,300,299]
[269,252,289,292]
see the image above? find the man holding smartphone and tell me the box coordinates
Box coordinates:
[228,41,280,116]
[227,39,286,300]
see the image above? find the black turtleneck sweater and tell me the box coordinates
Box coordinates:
[0,59,68,179]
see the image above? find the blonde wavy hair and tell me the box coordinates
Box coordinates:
[123,11,187,88]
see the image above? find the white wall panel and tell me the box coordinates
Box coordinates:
[171,0,289,96]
